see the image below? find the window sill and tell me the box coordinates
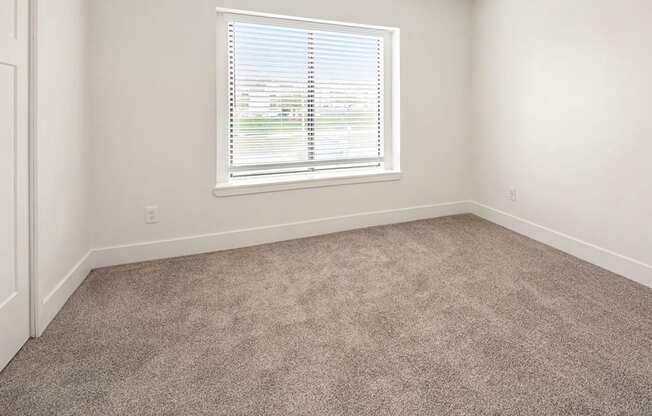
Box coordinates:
[213,169,401,197]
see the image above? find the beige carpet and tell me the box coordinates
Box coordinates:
[1,214,651,415]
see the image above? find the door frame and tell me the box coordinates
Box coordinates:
[28,0,38,337]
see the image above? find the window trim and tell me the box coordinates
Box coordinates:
[215,8,401,196]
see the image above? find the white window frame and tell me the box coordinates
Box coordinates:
[214,8,401,197]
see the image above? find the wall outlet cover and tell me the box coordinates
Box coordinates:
[145,205,159,224]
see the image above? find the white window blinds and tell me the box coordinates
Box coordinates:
[227,21,384,177]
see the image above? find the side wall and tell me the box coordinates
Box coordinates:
[88,0,473,250]
[35,0,92,333]
[471,0,652,286]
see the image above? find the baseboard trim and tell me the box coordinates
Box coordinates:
[38,200,651,337]
[36,201,470,336]
[39,250,94,336]
[471,202,652,289]
[91,201,473,269]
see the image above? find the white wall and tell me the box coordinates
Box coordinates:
[36,0,91,332]
[88,0,473,249]
[471,0,652,266]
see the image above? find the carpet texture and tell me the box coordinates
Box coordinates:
[1,214,651,415]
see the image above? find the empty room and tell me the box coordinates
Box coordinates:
[1,0,651,414]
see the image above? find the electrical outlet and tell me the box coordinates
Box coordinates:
[145,205,159,224]
[509,188,517,202]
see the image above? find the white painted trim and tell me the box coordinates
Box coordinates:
[215,7,399,32]
[28,0,39,337]
[36,202,469,335]
[471,202,652,289]
[38,251,93,336]
[36,202,468,335]
[92,201,472,268]
[389,28,401,172]
[214,170,401,197]
[37,200,652,336]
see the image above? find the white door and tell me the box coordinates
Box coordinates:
[0,0,30,371]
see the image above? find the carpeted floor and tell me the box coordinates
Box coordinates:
[1,214,651,415]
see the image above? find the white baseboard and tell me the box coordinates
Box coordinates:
[37,201,470,336]
[39,250,94,336]
[471,202,652,289]
[38,199,651,337]
[92,201,473,268]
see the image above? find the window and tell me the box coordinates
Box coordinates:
[215,10,400,196]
